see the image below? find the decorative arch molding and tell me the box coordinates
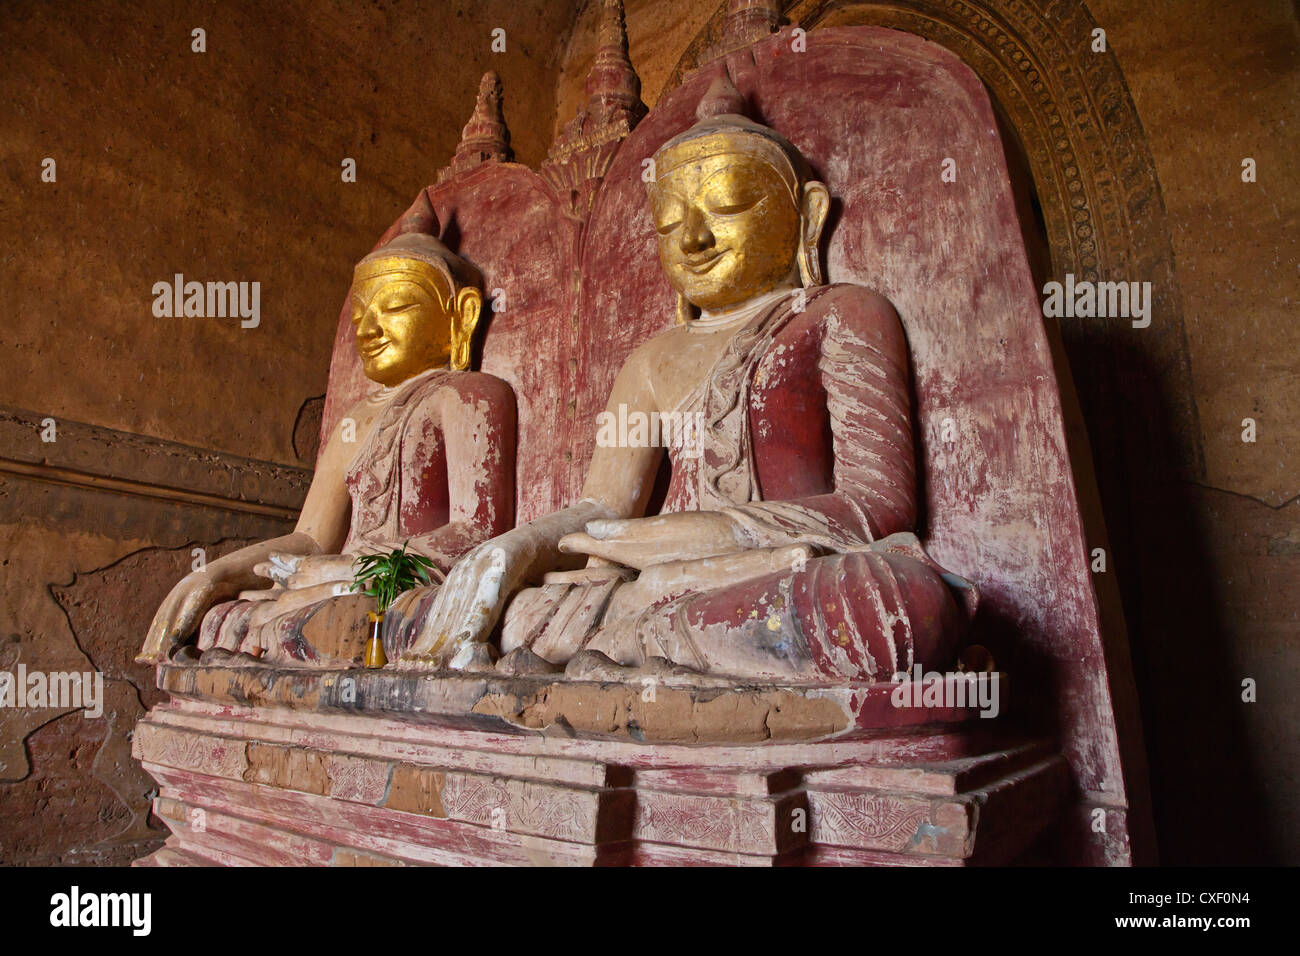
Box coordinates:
[664,0,1203,486]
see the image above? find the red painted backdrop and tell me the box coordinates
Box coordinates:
[320,25,1139,861]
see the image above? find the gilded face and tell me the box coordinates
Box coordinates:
[650,151,802,312]
[349,269,452,387]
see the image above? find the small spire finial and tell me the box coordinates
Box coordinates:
[438,70,513,183]
[696,72,749,121]
[583,0,647,126]
[723,0,782,44]
[702,0,783,63]
[541,0,647,218]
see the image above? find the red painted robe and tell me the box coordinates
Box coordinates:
[501,284,976,682]
[198,369,516,666]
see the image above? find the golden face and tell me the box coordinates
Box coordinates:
[650,151,802,312]
[349,270,452,387]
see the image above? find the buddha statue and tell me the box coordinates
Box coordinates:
[394,75,977,683]
[137,232,517,667]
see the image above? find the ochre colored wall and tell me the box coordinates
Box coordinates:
[1089,0,1299,864]
[2,0,580,466]
[1095,0,1297,505]
[0,0,580,864]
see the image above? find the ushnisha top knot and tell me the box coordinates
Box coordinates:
[695,70,750,121]
[354,231,483,306]
[650,72,812,211]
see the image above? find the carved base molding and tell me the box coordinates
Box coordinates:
[133,667,1069,866]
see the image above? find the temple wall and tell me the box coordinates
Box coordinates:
[0,0,580,864]
[1,0,578,467]
[1088,0,1298,865]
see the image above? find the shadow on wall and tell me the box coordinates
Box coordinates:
[977,28,1280,865]
[1066,330,1279,864]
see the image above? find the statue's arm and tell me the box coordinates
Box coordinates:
[137,416,355,663]
[803,289,916,537]
[396,348,667,668]
[724,288,918,551]
[290,414,359,552]
[579,351,668,521]
[399,374,519,572]
[501,342,672,553]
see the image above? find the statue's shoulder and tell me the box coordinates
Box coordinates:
[624,320,690,370]
[802,283,906,351]
[404,371,516,435]
[431,370,515,406]
[425,372,517,429]
[808,283,900,326]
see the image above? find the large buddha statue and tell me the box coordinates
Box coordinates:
[394,76,976,682]
[138,232,516,667]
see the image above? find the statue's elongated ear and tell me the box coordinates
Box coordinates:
[797,181,831,288]
[450,286,483,371]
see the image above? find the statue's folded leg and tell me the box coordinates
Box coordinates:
[584,550,967,683]
[498,547,814,671]
[499,584,574,660]
[383,586,444,661]
[228,591,377,667]
[527,580,623,665]
[198,599,256,654]
[198,600,235,652]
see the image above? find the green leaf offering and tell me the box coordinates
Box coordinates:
[348,541,437,615]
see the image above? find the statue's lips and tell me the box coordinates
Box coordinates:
[680,250,726,275]
[359,341,389,360]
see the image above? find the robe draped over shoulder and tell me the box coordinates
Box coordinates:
[502,284,977,682]
[198,368,520,666]
[343,367,454,555]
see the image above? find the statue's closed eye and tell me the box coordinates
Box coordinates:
[653,198,685,235]
[697,163,768,216]
[704,196,761,216]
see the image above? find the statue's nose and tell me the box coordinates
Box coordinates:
[679,207,714,255]
[356,307,382,339]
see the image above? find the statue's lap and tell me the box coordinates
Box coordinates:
[503,542,965,682]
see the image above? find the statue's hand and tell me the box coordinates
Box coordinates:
[138,571,234,664]
[395,534,528,671]
[252,552,307,586]
[559,511,747,571]
[280,554,359,590]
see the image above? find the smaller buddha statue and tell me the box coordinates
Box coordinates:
[137,232,517,667]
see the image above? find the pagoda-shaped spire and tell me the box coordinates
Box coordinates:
[437,71,513,183]
[582,0,648,129]
[542,0,647,218]
[704,0,783,62]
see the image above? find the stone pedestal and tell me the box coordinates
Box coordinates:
[133,665,1064,866]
